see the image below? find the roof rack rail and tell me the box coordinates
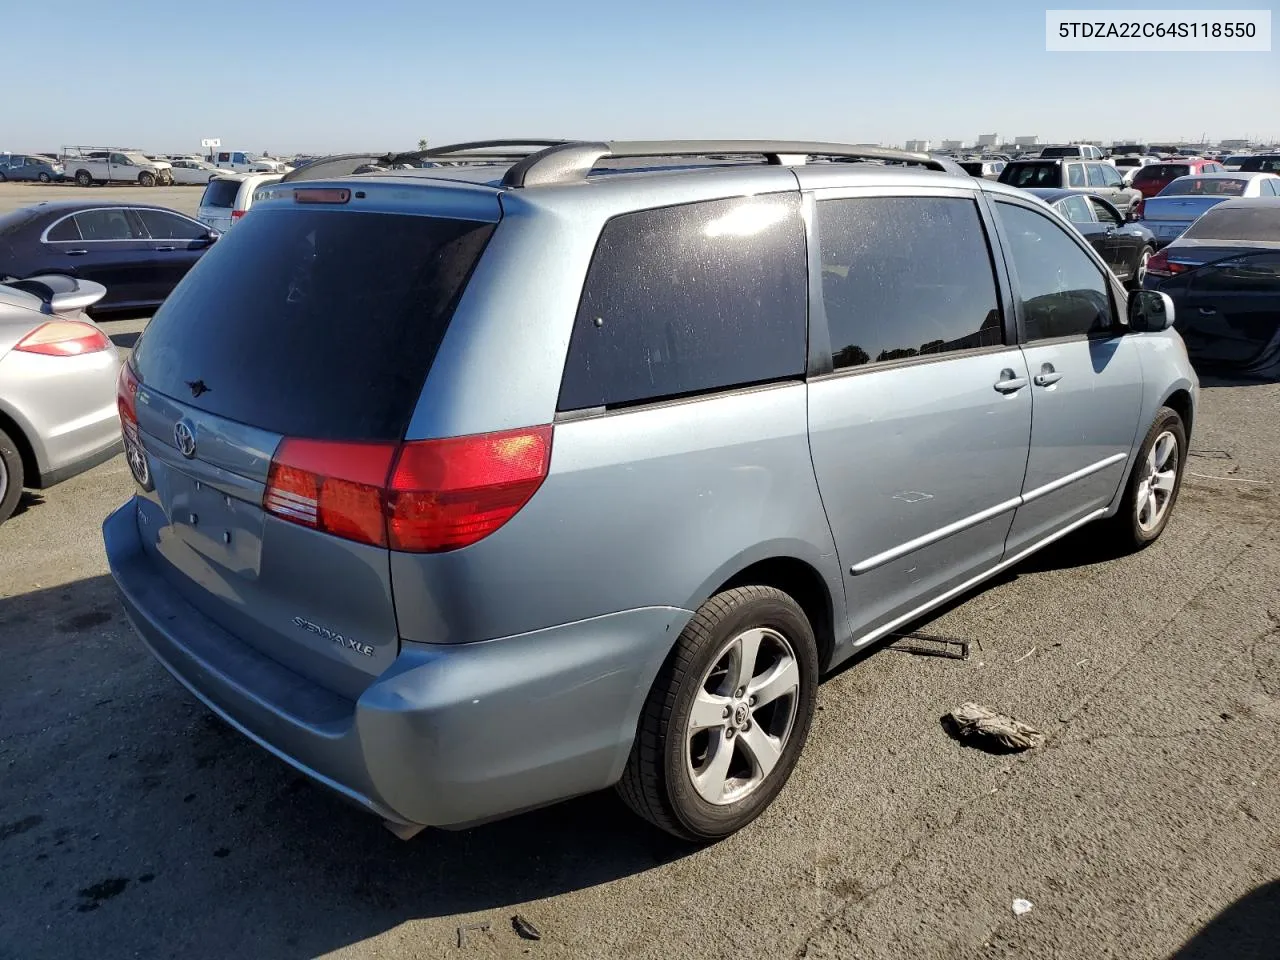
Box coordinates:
[501,140,963,187]
[280,140,569,183]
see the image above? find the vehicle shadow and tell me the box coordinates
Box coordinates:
[0,575,693,960]
[1168,879,1280,959]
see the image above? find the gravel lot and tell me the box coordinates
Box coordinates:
[1,181,1277,960]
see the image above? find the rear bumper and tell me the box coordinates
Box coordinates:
[104,499,686,828]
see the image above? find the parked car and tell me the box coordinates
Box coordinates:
[196,173,282,233]
[167,159,225,186]
[958,159,1005,179]
[211,150,291,174]
[1137,173,1280,247]
[62,149,174,187]
[103,139,1197,842]
[1130,160,1226,200]
[1039,144,1107,160]
[1112,155,1161,184]
[1221,155,1253,171]
[0,202,218,313]
[1142,197,1280,378]
[999,159,1141,216]
[1025,189,1156,289]
[0,154,66,183]
[1237,155,1280,174]
[0,275,122,525]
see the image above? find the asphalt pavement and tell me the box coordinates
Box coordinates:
[0,181,1278,960]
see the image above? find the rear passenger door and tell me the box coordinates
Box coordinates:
[989,198,1144,554]
[132,208,212,301]
[803,187,1032,643]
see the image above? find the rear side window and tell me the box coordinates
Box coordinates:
[136,209,206,240]
[75,209,142,240]
[45,216,82,242]
[557,194,806,411]
[817,197,1003,369]
[1086,164,1107,187]
[1067,164,1086,187]
[996,201,1112,341]
[200,179,240,209]
[132,209,496,440]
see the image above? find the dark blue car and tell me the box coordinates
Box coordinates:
[0,201,218,313]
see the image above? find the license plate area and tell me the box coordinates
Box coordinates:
[156,466,265,577]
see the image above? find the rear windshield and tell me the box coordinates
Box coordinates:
[1160,178,1248,197]
[1135,165,1189,183]
[999,162,1060,187]
[1114,157,1140,167]
[958,161,983,176]
[1182,206,1280,243]
[1039,147,1079,158]
[1238,156,1280,172]
[132,209,496,440]
[200,179,241,209]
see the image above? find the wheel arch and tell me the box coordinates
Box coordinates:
[0,404,40,490]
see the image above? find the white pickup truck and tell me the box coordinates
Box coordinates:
[211,150,291,174]
[62,149,174,187]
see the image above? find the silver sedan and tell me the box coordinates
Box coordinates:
[0,276,122,524]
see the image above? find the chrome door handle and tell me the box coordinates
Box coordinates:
[65,249,88,256]
[994,369,1028,393]
[1034,371,1064,386]
[155,245,176,251]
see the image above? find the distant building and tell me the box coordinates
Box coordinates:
[977,133,998,147]
[904,139,931,152]
[1219,139,1250,150]
[1014,135,1039,147]
[940,139,964,151]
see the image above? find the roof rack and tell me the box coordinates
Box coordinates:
[501,140,963,187]
[279,140,568,183]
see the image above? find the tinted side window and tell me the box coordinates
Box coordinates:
[1101,165,1125,187]
[1086,164,1107,187]
[1068,164,1086,187]
[136,209,205,240]
[558,194,806,411]
[996,201,1113,341]
[75,209,141,241]
[45,216,82,242]
[1059,195,1093,223]
[1089,198,1121,226]
[818,196,1003,370]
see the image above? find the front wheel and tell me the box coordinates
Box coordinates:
[1104,406,1187,550]
[38,172,52,183]
[617,585,818,841]
[1129,245,1154,291]
[138,171,156,187]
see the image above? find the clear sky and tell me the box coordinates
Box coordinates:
[7,0,1276,154]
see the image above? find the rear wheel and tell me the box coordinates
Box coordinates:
[1104,406,1187,550]
[138,171,156,187]
[0,427,24,526]
[617,586,818,841]
[75,169,93,187]
[38,172,52,183]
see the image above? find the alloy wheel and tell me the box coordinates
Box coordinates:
[1135,430,1178,532]
[685,627,800,805]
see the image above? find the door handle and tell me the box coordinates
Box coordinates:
[1197,307,1217,316]
[64,249,88,256]
[993,369,1028,393]
[1034,362,1063,387]
[155,245,176,251]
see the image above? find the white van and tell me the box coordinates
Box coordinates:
[210,150,291,174]
[197,173,282,233]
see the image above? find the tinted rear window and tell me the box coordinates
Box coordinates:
[1039,147,1079,158]
[1239,156,1280,172]
[999,162,1060,187]
[1135,165,1189,182]
[558,194,807,411]
[132,209,495,440]
[200,179,241,209]
[1182,206,1280,243]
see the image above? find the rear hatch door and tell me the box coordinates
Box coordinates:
[197,178,241,233]
[128,190,500,698]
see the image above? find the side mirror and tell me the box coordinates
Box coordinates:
[1128,290,1175,332]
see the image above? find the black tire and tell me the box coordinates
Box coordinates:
[138,171,156,188]
[617,585,819,841]
[38,172,52,183]
[0,426,25,526]
[1104,405,1187,550]
[1129,245,1155,292]
[75,170,93,187]
[0,172,6,183]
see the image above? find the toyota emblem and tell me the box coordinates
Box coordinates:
[174,420,197,459]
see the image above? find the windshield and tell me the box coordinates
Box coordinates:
[124,152,153,164]
[1160,177,1249,197]
[1039,147,1078,158]
[1182,206,1280,243]
[999,162,1060,187]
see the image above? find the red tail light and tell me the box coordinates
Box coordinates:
[231,209,246,220]
[15,320,110,357]
[262,426,553,553]
[1145,250,1188,279]
[117,362,140,440]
